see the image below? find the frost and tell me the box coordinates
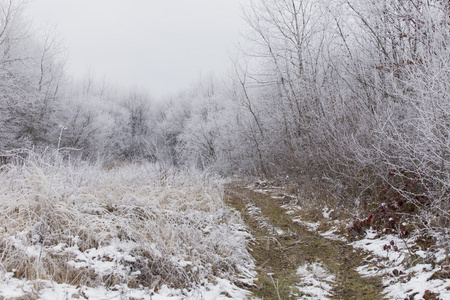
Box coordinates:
[295,262,336,299]
[0,160,256,298]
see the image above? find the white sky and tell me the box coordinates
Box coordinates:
[26,0,246,98]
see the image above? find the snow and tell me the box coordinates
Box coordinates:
[319,228,347,242]
[282,203,345,241]
[384,264,450,300]
[3,168,449,300]
[65,242,141,278]
[0,162,257,300]
[281,203,303,215]
[295,262,336,299]
[322,206,334,219]
[0,272,252,300]
[352,229,450,299]
[248,181,450,299]
[351,230,407,265]
[292,216,321,231]
[0,274,28,298]
[246,202,287,236]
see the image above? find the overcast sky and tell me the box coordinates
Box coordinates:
[26,0,246,98]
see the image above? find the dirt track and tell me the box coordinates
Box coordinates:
[225,182,385,299]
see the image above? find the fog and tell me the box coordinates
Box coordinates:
[26,0,245,97]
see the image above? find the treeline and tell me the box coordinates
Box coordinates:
[1,1,449,247]
[0,0,254,172]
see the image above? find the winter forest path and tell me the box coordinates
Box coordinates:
[224,182,385,299]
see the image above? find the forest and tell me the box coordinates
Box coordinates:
[1,0,450,299]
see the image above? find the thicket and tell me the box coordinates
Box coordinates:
[1,0,449,254]
[233,0,450,253]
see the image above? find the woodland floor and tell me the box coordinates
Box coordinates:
[225,182,386,299]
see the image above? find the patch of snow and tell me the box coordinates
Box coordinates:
[319,228,347,242]
[322,206,334,219]
[351,230,406,265]
[65,241,141,279]
[0,273,29,298]
[253,188,270,194]
[246,203,286,236]
[0,270,252,300]
[384,264,450,300]
[294,262,336,299]
[281,203,302,215]
[435,248,448,263]
[292,217,321,231]
[351,229,450,299]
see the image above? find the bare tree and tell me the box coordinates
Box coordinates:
[0,0,66,152]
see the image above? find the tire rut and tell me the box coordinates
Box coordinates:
[225,182,385,299]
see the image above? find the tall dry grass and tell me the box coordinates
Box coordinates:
[0,151,253,290]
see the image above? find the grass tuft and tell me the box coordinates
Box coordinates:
[0,152,254,291]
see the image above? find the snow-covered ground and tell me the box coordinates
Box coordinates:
[246,202,287,236]
[289,208,450,299]
[0,158,256,299]
[252,180,450,300]
[0,272,252,299]
[352,230,450,300]
[2,171,449,299]
[294,262,336,299]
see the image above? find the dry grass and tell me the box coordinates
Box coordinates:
[0,151,253,291]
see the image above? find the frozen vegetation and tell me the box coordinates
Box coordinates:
[0,152,255,298]
[231,181,450,299]
[2,0,450,298]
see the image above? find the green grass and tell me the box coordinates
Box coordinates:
[225,183,386,299]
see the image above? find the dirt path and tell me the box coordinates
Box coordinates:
[225,182,385,299]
